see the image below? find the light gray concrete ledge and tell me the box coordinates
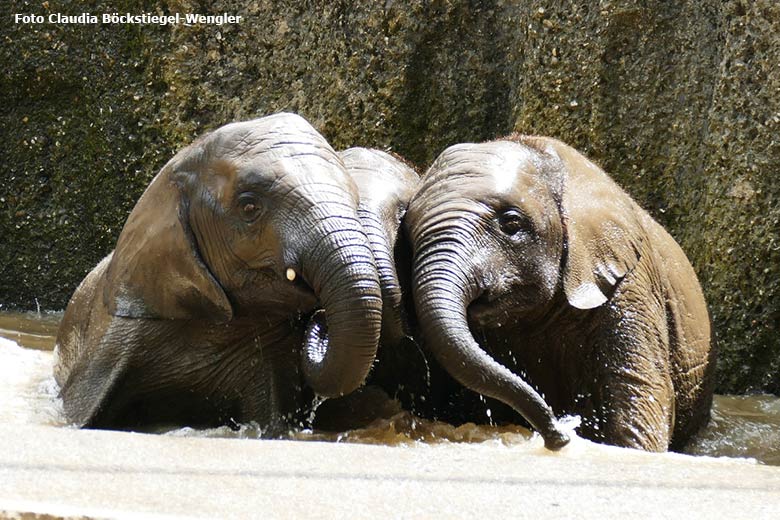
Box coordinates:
[1,423,779,519]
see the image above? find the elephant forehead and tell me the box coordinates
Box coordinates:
[210,120,348,185]
[419,142,545,207]
[340,148,418,208]
[171,113,341,177]
[340,148,417,184]
[216,113,325,145]
[182,145,349,204]
[428,142,540,192]
[200,113,337,166]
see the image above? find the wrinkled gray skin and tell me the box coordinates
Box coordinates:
[405,136,715,452]
[54,113,383,434]
[335,149,433,412]
[340,148,418,348]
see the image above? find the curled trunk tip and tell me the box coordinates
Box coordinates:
[300,235,383,398]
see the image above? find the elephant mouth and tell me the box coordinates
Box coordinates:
[467,291,522,329]
[468,303,506,329]
[279,275,318,312]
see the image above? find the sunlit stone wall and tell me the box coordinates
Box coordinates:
[1,0,777,392]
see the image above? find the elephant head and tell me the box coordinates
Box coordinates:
[338,148,419,348]
[104,113,383,398]
[405,136,646,449]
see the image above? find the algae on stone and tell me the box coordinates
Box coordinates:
[1,0,777,393]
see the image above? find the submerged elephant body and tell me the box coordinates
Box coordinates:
[54,114,383,433]
[55,256,306,432]
[405,136,715,451]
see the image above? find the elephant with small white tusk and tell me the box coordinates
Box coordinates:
[53,113,384,434]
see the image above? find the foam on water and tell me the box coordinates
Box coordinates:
[0,337,64,427]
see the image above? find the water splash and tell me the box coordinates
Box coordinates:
[0,337,64,427]
[1,313,778,466]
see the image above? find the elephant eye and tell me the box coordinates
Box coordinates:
[238,193,263,222]
[497,209,530,236]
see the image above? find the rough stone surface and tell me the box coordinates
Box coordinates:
[1,1,778,393]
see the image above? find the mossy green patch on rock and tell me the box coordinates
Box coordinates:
[1,0,777,393]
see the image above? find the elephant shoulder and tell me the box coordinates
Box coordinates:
[639,211,711,349]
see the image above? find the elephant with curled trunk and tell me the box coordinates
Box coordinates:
[405,135,716,451]
[309,148,433,430]
[53,113,383,434]
[339,149,434,410]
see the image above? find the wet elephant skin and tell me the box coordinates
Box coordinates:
[331,148,432,418]
[404,135,716,452]
[312,147,471,432]
[53,113,383,434]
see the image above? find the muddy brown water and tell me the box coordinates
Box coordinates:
[1,310,778,465]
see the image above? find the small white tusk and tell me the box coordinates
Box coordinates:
[286,268,297,282]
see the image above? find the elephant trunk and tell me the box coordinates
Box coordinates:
[357,207,409,346]
[300,211,383,398]
[413,245,569,450]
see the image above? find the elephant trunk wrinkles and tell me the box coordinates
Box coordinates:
[300,210,383,398]
[357,207,408,346]
[413,249,570,450]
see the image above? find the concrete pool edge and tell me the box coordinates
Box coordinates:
[2,424,779,519]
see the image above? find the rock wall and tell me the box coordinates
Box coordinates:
[1,0,777,393]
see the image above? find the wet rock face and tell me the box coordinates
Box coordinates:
[0,0,173,313]
[1,0,777,393]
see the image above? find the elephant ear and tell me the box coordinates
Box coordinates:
[531,137,645,310]
[104,166,233,322]
[60,336,130,428]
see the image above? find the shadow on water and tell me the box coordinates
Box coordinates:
[1,310,778,465]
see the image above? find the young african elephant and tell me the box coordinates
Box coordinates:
[53,113,383,434]
[309,147,433,431]
[405,135,715,451]
[338,148,436,412]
